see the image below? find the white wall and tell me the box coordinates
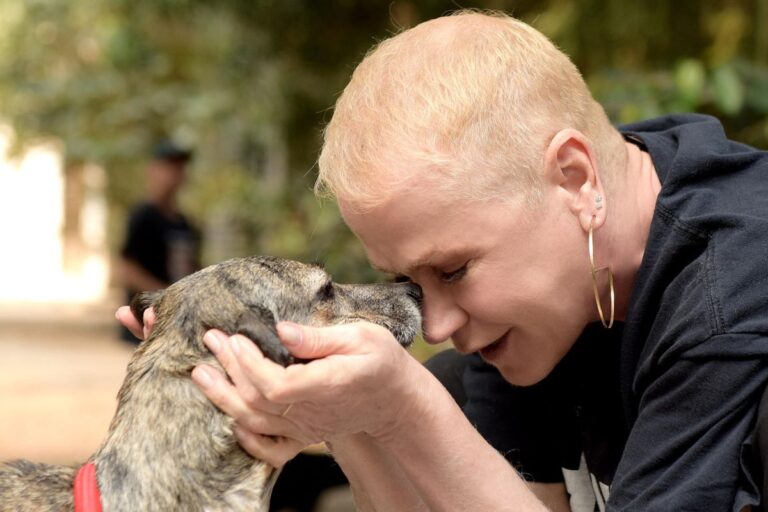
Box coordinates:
[0,128,109,302]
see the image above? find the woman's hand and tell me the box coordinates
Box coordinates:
[116,304,426,468]
[115,305,156,340]
[191,321,426,467]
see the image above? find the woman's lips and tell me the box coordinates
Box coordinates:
[479,331,509,362]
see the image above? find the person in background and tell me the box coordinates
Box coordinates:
[118,140,200,344]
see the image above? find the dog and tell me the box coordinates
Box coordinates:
[0,256,422,511]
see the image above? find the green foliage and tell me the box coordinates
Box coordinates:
[1,0,767,288]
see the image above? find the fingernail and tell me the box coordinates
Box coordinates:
[192,366,213,389]
[204,331,224,353]
[278,323,302,347]
[229,336,241,355]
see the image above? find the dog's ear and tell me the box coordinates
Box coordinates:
[235,305,295,367]
[129,290,164,326]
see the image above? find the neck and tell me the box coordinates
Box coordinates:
[603,141,661,321]
[92,347,275,511]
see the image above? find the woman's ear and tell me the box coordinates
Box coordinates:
[543,128,607,232]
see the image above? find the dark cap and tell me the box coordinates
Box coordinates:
[152,140,193,163]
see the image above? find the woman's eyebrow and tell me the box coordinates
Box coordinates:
[370,249,468,275]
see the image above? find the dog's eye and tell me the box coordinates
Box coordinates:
[317,281,335,300]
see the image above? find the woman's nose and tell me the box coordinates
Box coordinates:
[421,289,467,344]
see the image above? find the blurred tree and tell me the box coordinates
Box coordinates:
[0,0,766,288]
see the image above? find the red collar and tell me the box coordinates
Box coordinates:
[74,462,103,512]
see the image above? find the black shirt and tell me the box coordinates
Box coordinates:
[458,114,768,511]
[121,202,200,289]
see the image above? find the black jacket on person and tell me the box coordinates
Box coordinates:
[455,114,768,511]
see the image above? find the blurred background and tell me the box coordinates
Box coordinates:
[0,0,766,510]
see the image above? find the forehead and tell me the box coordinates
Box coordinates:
[253,257,329,287]
[339,189,515,274]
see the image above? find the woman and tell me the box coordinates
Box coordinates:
[120,11,768,511]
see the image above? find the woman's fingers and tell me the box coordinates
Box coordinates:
[191,364,253,419]
[115,306,144,340]
[234,322,372,398]
[202,330,287,416]
[229,330,302,402]
[142,308,156,339]
[233,426,306,467]
[238,322,398,403]
[277,321,386,360]
[202,322,388,406]
[198,321,410,447]
[193,361,302,430]
[115,305,158,340]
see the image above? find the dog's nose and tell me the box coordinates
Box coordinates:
[404,282,423,304]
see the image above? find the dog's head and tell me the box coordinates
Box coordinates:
[130,256,422,365]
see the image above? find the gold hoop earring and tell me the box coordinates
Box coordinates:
[589,216,614,329]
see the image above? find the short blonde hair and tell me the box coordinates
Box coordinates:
[316,10,624,210]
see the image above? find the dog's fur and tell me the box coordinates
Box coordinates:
[0,256,421,511]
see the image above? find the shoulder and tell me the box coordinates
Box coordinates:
[127,202,161,223]
[627,114,768,336]
[620,114,767,188]
[175,212,198,232]
[629,211,768,357]
[125,203,170,242]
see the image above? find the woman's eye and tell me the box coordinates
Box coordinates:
[439,264,468,283]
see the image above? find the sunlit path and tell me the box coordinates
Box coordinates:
[0,301,133,465]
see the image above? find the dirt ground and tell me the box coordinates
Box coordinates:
[0,300,133,464]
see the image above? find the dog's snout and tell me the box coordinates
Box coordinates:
[404,282,423,304]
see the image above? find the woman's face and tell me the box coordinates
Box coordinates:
[340,183,595,386]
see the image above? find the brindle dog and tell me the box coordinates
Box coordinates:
[0,256,422,511]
